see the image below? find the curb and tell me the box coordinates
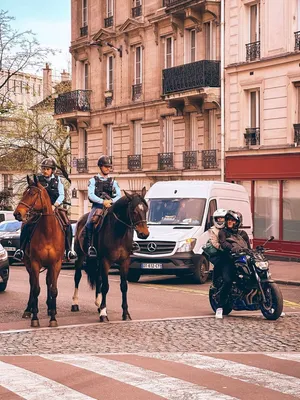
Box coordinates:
[274,279,300,287]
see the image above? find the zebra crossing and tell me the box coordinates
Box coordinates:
[0,352,300,399]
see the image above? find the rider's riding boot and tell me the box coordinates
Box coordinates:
[87,229,97,258]
[65,228,77,261]
[13,249,24,262]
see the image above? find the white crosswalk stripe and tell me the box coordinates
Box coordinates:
[0,352,300,399]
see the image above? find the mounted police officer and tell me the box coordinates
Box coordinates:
[13,158,77,261]
[86,155,121,258]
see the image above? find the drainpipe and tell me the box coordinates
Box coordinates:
[220,0,225,181]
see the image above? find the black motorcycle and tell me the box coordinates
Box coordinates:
[209,237,283,320]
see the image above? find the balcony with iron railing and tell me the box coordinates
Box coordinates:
[132,5,142,17]
[128,154,142,171]
[80,25,88,37]
[183,151,198,169]
[162,60,220,95]
[75,157,88,173]
[158,152,174,170]
[54,90,91,115]
[295,31,300,51]
[132,83,142,101]
[244,127,260,146]
[202,150,217,169]
[104,16,113,28]
[246,41,260,61]
[163,0,206,10]
[293,124,300,145]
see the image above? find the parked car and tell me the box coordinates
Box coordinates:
[0,243,9,291]
[0,220,22,265]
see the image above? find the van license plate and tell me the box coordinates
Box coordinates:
[4,247,16,251]
[141,263,162,269]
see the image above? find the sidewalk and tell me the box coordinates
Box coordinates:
[269,260,300,286]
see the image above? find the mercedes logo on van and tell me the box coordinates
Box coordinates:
[8,240,12,245]
[147,242,157,252]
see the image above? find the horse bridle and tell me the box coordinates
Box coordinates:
[112,198,147,231]
[19,185,50,218]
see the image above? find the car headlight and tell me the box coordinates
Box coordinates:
[255,261,269,270]
[176,238,196,253]
[0,248,7,260]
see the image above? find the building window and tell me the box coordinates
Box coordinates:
[84,63,89,90]
[208,109,216,149]
[82,0,88,26]
[283,180,300,242]
[190,112,197,151]
[106,124,113,156]
[250,3,260,43]
[165,37,173,68]
[107,55,113,91]
[190,29,196,63]
[163,116,173,152]
[133,120,142,155]
[204,21,215,60]
[250,90,260,128]
[135,46,142,85]
[107,0,113,17]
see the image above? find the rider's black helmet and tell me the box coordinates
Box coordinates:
[97,155,112,168]
[41,157,56,170]
[225,210,241,230]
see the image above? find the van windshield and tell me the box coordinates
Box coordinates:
[147,198,206,226]
[0,221,22,232]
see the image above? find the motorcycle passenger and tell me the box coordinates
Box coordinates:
[85,155,121,258]
[215,210,251,319]
[207,209,227,284]
[13,158,77,261]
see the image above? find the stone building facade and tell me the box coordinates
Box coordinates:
[224,0,300,256]
[55,0,222,218]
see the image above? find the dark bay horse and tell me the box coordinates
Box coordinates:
[71,187,149,321]
[14,175,65,327]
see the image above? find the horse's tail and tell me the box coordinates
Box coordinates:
[85,257,99,289]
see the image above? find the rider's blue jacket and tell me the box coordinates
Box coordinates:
[88,174,121,205]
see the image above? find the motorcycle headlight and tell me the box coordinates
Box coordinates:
[176,238,196,253]
[255,261,269,270]
[0,248,7,260]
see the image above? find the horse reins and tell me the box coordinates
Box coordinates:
[112,198,147,230]
[20,186,55,218]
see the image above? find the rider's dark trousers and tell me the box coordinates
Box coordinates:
[218,257,235,308]
[85,204,103,232]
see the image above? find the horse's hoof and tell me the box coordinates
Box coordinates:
[22,311,31,319]
[122,313,132,321]
[71,305,79,312]
[31,319,40,328]
[100,315,109,323]
[49,320,58,327]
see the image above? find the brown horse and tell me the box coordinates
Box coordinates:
[13,175,65,327]
[71,187,149,321]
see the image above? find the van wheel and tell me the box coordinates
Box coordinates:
[192,256,209,284]
[127,270,141,283]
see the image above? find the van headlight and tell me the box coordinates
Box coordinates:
[0,248,7,260]
[176,238,196,253]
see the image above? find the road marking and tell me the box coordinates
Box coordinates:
[42,354,237,400]
[0,360,94,400]
[141,352,300,397]
[265,353,300,362]
[283,299,300,308]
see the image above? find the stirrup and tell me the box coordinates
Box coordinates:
[13,249,24,261]
[67,250,77,261]
[87,246,97,258]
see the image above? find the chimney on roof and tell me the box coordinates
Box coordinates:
[61,69,70,82]
[43,63,52,99]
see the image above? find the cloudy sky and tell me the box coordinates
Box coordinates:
[1,0,71,79]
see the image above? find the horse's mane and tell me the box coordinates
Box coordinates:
[110,195,129,214]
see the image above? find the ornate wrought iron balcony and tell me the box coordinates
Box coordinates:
[244,127,260,146]
[202,150,217,169]
[158,152,174,170]
[76,157,88,173]
[295,31,300,51]
[183,151,198,169]
[80,25,88,37]
[164,0,192,8]
[128,154,142,171]
[293,124,300,145]
[162,60,220,95]
[246,41,260,61]
[132,83,142,101]
[132,5,142,17]
[104,16,113,28]
[54,90,91,115]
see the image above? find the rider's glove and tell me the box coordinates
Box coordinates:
[103,199,113,208]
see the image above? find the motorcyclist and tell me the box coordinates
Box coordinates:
[215,210,251,319]
[85,155,121,258]
[13,158,77,261]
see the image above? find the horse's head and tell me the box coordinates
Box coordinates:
[14,175,50,222]
[124,187,149,239]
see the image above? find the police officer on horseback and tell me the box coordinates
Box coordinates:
[86,155,121,258]
[13,158,77,261]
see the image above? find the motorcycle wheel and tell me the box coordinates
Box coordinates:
[209,284,233,315]
[260,282,283,320]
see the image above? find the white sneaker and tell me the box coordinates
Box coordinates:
[215,308,223,319]
[280,311,285,317]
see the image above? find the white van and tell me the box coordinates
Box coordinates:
[0,211,15,223]
[129,181,253,284]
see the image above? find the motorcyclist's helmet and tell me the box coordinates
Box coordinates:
[225,210,241,231]
[213,208,227,229]
[41,157,56,171]
[97,155,112,168]
[236,211,243,228]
